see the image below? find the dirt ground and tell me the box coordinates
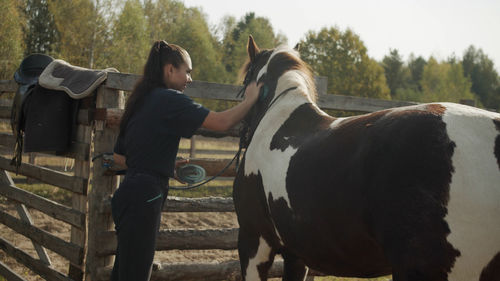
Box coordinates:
[0,200,240,280]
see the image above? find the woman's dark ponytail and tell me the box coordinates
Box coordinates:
[119,40,189,134]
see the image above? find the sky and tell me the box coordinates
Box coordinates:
[181,0,500,72]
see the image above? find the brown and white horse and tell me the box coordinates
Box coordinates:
[233,36,500,281]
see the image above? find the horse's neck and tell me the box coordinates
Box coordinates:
[255,92,330,139]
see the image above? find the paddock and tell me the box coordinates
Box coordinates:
[0,71,469,281]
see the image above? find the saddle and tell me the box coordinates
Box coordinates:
[11,55,116,171]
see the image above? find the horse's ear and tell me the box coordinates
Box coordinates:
[294,43,300,52]
[247,35,260,62]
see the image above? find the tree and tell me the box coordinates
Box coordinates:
[0,0,25,79]
[462,45,500,110]
[170,7,226,83]
[24,0,58,55]
[109,0,149,74]
[48,0,115,68]
[300,27,390,99]
[407,54,427,91]
[221,12,287,84]
[419,57,474,103]
[381,49,407,97]
[143,0,184,42]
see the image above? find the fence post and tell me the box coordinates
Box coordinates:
[68,115,93,280]
[315,76,328,96]
[87,85,124,280]
[190,136,196,158]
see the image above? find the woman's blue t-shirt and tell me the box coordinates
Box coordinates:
[114,88,209,178]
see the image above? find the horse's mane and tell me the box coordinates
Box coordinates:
[240,45,318,103]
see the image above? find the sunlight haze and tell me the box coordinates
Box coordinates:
[182,0,500,72]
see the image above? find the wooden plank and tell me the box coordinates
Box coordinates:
[15,204,52,265]
[180,158,237,177]
[96,260,325,281]
[0,237,73,281]
[105,73,244,102]
[105,73,329,101]
[0,163,50,265]
[100,196,234,214]
[0,80,17,93]
[87,85,124,280]
[104,72,140,91]
[315,76,328,96]
[96,260,286,281]
[194,126,240,138]
[0,132,15,147]
[166,196,235,212]
[0,182,86,229]
[0,106,11,119]
[96,228,239,256]
[0,261,27,281]
[0,210,84,265]
[0,155,88,195]
[178,148,238,156]
[68,125,91,281]
[317,94,417,112]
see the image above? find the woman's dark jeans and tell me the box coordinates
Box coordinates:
[110,171,169,281]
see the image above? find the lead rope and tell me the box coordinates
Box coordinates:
[170,146,243,190]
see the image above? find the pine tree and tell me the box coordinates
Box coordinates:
[25,0,58,55]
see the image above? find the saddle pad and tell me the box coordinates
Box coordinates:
[39,59,117,99]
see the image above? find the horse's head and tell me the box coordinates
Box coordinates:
[239,36,317,148]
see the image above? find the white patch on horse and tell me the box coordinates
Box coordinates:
[245,71,311,211]
[442,103,500,281]
[256,45,300,82]
[329,117,347,129]
[246,236,272,281]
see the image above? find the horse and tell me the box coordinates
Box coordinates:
[232,36,500,281]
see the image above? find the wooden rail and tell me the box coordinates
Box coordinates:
[0,80,92,280]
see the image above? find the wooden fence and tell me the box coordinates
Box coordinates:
[0,73,418,281]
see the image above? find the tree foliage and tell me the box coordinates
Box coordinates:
[0,0,25,79]
[48,0,115,68]
[109,0,149,74]
[382,49,407,97]
[419,57,474,103]
[300,27,390,99]
[2,1,500,111]
[221,12,287,84]
[24,0,58,55]
[462,45,500,110]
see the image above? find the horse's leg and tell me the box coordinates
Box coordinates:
[282,251,308,281]
[238,227,276,281]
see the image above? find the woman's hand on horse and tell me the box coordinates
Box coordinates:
[244,82,261,104]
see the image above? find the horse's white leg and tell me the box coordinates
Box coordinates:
[238,229,275,281]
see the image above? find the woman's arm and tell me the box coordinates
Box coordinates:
[113,153,127,168]
[202,82,261,132]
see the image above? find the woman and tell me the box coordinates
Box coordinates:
[111,40,260,281]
